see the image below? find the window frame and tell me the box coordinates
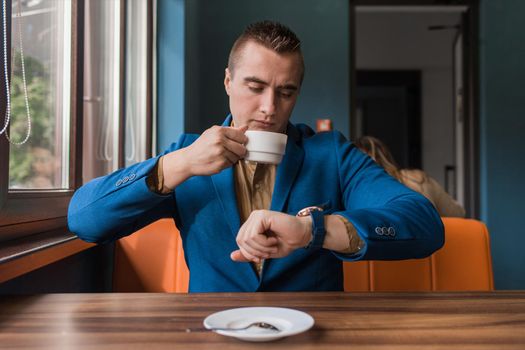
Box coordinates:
[0,0,155,244]
[0,0,84,242]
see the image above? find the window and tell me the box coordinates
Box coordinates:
[0,0,155,243]
[0,0,81,242]
[6,0,72,190]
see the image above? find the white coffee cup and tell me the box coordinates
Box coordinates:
[244,130,288,164]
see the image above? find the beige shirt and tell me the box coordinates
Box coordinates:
[234,160,276,275]
[400,169,466,217]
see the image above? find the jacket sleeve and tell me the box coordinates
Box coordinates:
[330,132,444,261]
[67,136,187,244]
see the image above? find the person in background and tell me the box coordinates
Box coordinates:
[355,135,466,218]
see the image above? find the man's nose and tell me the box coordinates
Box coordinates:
[259,90,277,116]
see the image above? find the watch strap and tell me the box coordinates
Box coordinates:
[305,209,326,250]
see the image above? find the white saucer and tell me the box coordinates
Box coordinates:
[203,307,314,342]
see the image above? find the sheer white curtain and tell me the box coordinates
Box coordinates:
[125,0,148,166]
[82,0,120,182]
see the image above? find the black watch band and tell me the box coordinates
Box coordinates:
[305,209,326,250]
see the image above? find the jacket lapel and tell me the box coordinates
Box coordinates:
[270,123,304,212]
[210,115,241,238]
[211,167,260,289]
[211,167,241,238]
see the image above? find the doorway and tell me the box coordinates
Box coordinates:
[350,0,479,218]
[356,70,422,169]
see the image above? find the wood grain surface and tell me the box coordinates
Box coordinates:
[1,292,524,349]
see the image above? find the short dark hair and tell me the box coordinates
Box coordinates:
[228,20,304,81]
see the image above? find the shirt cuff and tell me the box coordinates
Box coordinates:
[333,214,365,254]
[146,156,173,195]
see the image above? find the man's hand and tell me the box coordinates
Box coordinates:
[230,210,313,263]
[163,125,248,189]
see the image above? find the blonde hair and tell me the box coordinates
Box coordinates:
[354,136,402,181]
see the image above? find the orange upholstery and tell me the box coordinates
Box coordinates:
[113,219,189,292]
[431,218,494,291]
[113,217,493,292]
[344,218,494,291]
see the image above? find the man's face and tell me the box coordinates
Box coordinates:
[224,41,303,133]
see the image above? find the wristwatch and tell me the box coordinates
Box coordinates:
[297,206,326,250]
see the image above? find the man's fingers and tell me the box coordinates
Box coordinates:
[259,234,279,246]
[243,240,276,258]
[251,235,279,253]
[223,126,248,144]
[223,138,247,158]
[230,250,250,262]
[239,242,269,260]
[241,247,262,263]
[220,148,239,165]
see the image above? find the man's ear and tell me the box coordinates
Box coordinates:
[224,68,232,96]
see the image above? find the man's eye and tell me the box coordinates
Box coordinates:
[249,86,263,93]
[279,90,294,98]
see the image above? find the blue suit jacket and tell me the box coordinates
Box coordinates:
[68,116,444,292]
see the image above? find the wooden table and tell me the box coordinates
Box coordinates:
[1,292,525,349]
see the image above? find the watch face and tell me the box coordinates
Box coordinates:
[296,206,324,217]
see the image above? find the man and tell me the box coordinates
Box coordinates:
[68,21,444,292]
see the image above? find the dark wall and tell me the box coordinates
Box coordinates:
[190,0,351,136]
[157,0,351,152]
[157,0,185,153]
[479,0,525,289]
[0,244,114,294]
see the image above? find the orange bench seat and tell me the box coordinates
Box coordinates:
[114,217,493,292]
